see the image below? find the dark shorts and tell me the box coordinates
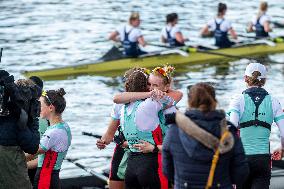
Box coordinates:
[33,168,60,189]
[125,152,161,189]
[109,144,125,181]
[238,154,271,189]
[28,168,37,185]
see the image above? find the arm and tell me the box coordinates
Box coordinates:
[247,22,254,33]
[133,141,162,153]
[229,28,238,40]
[113,92,151,104]
[26,145,46,161]
[263,21,272,33]
[175,32,185,44]
[109,31,120,42]
[96,119,120,149]
[101,119,120,144]
[167,89,183,104]
[200,24,211,37]
[138,36,146,47]
[161,36,167,43]
[273,99,284,149]
[228,95,242,127]
[27,158,38,169]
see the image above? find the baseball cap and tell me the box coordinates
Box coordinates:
[245,63,267,79]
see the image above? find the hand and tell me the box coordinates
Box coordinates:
[25,153,35,162]
[133,140,155,153]
[272,148,283,160]
[151,89,165,101]
[96,139,106,150]
[101,134,113,145]
[121,141,128,148]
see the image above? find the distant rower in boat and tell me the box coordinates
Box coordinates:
[109,12,147,57]
[247,2,272,38]
[201,3,238,48]
[161,13,186,47]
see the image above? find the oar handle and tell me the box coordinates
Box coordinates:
[82,131,102,139]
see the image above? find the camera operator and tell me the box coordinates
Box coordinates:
[0,70,40,189]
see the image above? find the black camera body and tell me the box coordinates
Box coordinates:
[0,70,40,128]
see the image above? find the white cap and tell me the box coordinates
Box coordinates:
[245,63,267,79]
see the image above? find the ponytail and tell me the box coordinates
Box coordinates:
[217,3,227,16]
[245,71,266,87]
[257,2,268,18]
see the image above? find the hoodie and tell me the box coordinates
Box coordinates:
[162,109,249,189]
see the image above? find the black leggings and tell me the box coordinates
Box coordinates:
[238,154,271,189]
[109,144,125,181]
[33,168,60,189]
[125,152,160,189]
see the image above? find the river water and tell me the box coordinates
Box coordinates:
[0,0,284,179]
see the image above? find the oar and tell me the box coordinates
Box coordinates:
[0,48,3,63]
[66,158,108,183]
[147,43,253,60]
[146,43,189,57]
[188,47,251,59]
[147,42,172,48]
[272,21,284,28]
[82,131,102,139]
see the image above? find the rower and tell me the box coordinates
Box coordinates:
[201,3,238,48]
[247,2,272,38]
[161,13,186,47]
[109,12,147,57]
[228,63,284,189]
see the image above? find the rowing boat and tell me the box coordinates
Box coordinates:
[59,161,284,189]
[22,38,284,81]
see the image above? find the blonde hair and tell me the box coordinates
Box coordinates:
[129,12,140,23]
[258,2,268,18]
[151,65,175,85]
[246,71,266,87]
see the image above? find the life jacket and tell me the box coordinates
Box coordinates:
[166,27,184,47]
[122,26,140,57]
[239,87,273,155]
[38,122,72,170]
[123,101,167,152]
[214,19,232,48]
[255,15,269,38]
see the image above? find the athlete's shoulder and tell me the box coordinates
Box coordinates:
[261,14,271,21]
[229,94,244,103]
[271,96,282,108]
[223,19,232,28]
[207,19,215,26]
[172,25,181,32]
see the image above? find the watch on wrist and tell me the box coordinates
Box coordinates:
[152,145,159,153]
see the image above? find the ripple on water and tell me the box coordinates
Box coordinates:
[0,0,283,177]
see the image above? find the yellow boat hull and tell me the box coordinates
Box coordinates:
[23,42,284,80]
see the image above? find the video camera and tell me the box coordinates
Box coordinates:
[0,70,40,128]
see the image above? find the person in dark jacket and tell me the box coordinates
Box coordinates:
[162,82,249,189]
[0,70,40,189]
